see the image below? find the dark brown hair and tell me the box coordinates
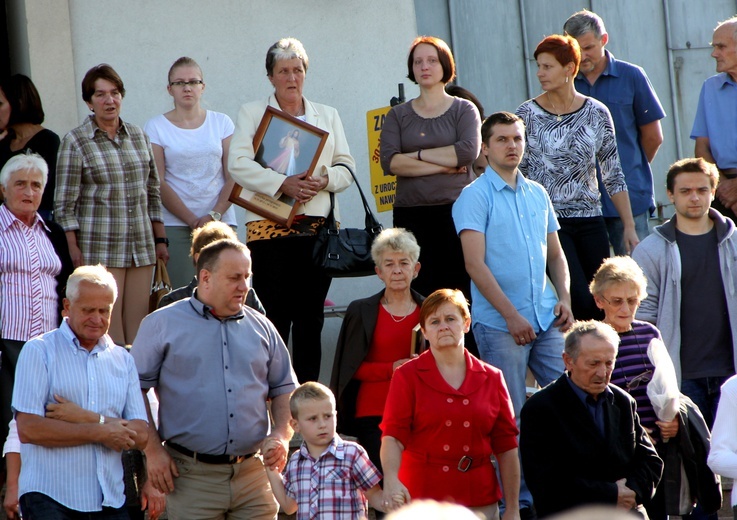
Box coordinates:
[81,64,125,103]
[1,74,44,125]
[666,157,719,192]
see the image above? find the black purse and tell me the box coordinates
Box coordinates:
[313,163,383,277]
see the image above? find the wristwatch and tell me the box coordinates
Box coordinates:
[154,237,170,247]
[209,211,222,221]
[99,414,105,424]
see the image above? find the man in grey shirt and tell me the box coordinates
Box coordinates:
[132,239,297,520]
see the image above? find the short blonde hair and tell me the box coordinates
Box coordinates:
[589,256,647,301]
[190,221,238,259]
[290,382,335,419]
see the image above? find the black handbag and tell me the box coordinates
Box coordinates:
[313,163,383,277]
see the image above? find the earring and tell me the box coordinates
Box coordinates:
[565,76,569,84]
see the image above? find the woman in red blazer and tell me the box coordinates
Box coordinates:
[380,289,521,520]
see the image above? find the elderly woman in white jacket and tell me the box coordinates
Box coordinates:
[228,37,355,383]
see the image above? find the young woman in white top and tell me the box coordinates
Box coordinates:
[145,57,237,288]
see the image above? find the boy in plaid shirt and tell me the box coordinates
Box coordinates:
[266,382,385,519]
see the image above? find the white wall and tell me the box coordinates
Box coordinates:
[13,0,420,382]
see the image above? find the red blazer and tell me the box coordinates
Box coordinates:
[381,349,518,507]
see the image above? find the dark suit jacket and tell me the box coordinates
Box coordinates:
[330,289,424,435]
[520,375,663,518]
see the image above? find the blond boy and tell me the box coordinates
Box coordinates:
[266,382,385,519]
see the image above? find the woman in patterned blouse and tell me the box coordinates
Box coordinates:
[516,35,638,321]
[55,64,168,346]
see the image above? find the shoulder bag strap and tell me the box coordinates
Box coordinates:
[333,163,382,234]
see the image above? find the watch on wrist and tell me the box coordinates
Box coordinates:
[155,237,170,247]
[99,414,105,425]
[208,211,222,221]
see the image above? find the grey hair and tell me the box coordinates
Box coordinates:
[564,320,619,361]
[371,227,420,265]
[716,16,737,39]
[265,37,309,76]
[66,264,118,303]
[564,9,607,39]
[0,152,48,189]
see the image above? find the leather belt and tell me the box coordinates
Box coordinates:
[167,441,255,465]
[408,451,494,472]
[719,168,737,179]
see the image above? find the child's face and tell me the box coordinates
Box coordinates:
[293,398,336,451]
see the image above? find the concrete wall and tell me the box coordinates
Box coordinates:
[8,0,420,382]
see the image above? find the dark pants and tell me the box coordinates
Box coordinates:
[557,217,609,321]
[249,235,331,383]
[20,492,130,520]
[679,376,728,520]
[680,376,730,429]
[353,416,385,518]
[393,204,478,357]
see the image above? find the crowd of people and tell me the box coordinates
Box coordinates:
[1,9,737,520]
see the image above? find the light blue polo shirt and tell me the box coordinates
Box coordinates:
[452,167,560,332]
[575,50,665,217]
[691,72,737,169]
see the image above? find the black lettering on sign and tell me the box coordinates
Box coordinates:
[373,114,386,132]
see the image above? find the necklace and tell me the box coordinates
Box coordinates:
[546,91,575,122]
[383,297,415,323]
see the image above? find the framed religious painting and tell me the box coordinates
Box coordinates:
[229,106,328,228]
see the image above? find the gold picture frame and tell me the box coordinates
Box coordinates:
[229,106,329,228]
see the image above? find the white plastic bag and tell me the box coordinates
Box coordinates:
[646,337,680,422]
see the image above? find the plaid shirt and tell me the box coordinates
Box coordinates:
[55,116,162,268]
[284,436,381,520]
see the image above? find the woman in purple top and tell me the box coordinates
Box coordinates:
[590,256,679,520]
[380,36,480,308]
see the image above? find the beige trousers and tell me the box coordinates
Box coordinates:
[107,265,154,346]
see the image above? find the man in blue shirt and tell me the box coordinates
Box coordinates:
[692,16,737,223]
[453,112,573,519]
[564,10,666,255]
[12,265,148,518]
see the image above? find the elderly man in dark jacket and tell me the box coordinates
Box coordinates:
[520,321,663,518]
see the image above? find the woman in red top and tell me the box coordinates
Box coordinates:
[380,289,520,520]
[330,227,423,474]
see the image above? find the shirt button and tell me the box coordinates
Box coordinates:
[464,421,470,428]
[463,445,470,452]
[443,444,450,451]
[447,398,453,404]
[228,389,232,392]
[445,420,452,427]
[230,414,234,418]
[442,466,449,472]
[229,439,233,443]
[463,399,469,405]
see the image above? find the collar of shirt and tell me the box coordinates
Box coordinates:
[485,166,529,193]
[58,318,114,354]
[297,434,344,462]
[83,114,131,140]
[0,204,49,233]
[565,372,614,405]
[188,288,245,321]
[716,72,737,89]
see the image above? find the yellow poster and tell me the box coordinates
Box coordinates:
[366,106,395,212]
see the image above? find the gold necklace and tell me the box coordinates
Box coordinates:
[383,298,415,323]
[547,91,576,122]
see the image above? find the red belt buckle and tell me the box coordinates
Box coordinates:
[457,455,473,472]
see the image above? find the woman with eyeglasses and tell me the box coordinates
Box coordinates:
[144,57,237,289]
[55,64,167,347]
[589,256,678,519]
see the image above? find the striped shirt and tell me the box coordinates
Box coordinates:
[284,436,381,520]
[12,320,148,511]
[0,204,61,341]
[55,116,163,268]
[610,320,660,440]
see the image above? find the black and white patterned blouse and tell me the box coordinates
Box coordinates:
[516,97,627,219]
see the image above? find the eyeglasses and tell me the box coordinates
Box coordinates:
[169,80,204,87]
[625,369,652,391]
[600,295,640,308]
